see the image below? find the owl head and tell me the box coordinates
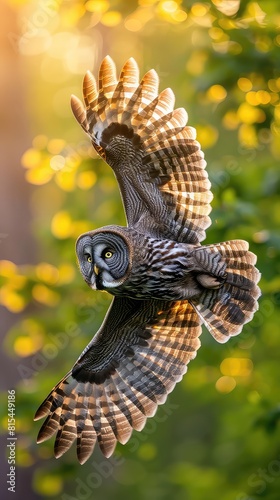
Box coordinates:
[76,226,132,291]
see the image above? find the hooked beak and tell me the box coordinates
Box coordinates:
[89,264,100,290]
[94,264,100,276]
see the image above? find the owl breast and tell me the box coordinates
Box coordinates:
[109,234,203,301]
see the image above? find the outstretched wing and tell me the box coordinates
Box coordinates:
[34,297,201,463]
[71,56,212,244]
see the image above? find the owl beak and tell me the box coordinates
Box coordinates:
[94,264,100,276]
[89,263,100,290]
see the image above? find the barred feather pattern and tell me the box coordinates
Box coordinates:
[71,56,212,243]
[191,239,261,342]
[34,298,201,463]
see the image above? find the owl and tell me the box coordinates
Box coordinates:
[34,56,261,464]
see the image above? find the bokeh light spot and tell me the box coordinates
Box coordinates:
[47,139,66,155]
[21,149,41,169]
[191,3,209,17]
[223,110,240,130]
[207,84,227,102]
[196,124,219,148]
[77,171,97,189]
[51,211,73,239]
[101,11,122,26]
[85,0,109,13]
[237,77,253,92]
[216,376,236,394]
[220,357,253,377]
[14,336,42,357]
[32,284,60,306]
[32,135,48,150]
[0,260,18,278]
[138,443,157,460]
[0,287,26,313]
[212,0,240,17]
[161,1,178,13]
[36,263,60,284]
[237,102,266,124]
[25,166,53,185]
[50,155,65,171]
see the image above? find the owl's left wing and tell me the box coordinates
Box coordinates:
[71,56,212,244]
[34,297,201,463]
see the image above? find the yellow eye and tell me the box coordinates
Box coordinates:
[87,255,92,263]
[104,251,113,259]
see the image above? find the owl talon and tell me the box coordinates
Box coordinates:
[196,273,226,289]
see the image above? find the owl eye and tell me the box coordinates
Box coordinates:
[84,253,92,263]
[103,250,114,259]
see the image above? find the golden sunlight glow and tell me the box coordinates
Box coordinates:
[220,357,253,377]
[51,211,73,239]
[57,264,76,284]
[77,171,97,189]
[255,90,271,105]
[50,155,66,171]
[191,3,209,17]
[32,284,60,307]
[55,170,76,191]
[246,2,266,25]
[0,261,28,312]
[196,124,219,148]
[161,1,178,13]
[32,135,48,150]
[14,336,42,357]
[0,287,26,313]
[21,149,41,169]
[212,0,240,17]
[237,102,266,124]
[85,0,109,13]
[207,84,227,102]
[186,50,208,76]
[125,17,143,31]
[237,77,253,92]
[101,11,122,26]
[222,110,240,130]
[215,376,236,394]
[0,260,17,277]
[125,6,155,31]
[172,9,187,22]
[25,162,53,185]
[209,27,228,42]
[36,263,60,285]
[47,139,66,155]
[238,124,258,148]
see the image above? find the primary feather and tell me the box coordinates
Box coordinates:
[71,56,212,243]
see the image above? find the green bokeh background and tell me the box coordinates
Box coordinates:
[0,1,280,499]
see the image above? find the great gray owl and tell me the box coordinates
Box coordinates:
[34,56,261,464]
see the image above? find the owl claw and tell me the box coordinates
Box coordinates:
[196,273,225,289]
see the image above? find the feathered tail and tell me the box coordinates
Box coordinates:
[191,240,261,343]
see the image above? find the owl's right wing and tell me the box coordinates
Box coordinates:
[71,56,212,244]
[34,297,202,463]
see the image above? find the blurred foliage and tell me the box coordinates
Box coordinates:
[1,0,280,499]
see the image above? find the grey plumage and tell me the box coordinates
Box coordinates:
[34,56,261,463]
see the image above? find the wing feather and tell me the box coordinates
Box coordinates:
[71,56,212,243]
[34,298,201,463]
